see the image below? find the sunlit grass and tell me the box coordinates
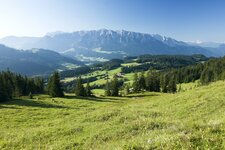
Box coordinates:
[0,81,224,149]
[121,62,140,67]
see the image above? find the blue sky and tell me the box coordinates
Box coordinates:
[0,0,225,42]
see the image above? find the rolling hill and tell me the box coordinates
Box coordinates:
[0,80,224,149]
[0,44,83,75]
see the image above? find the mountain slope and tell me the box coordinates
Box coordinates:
[187,41,225,48]
[0,29,215,61]
[206,44,225,56]
[187,41,225,56]
[0,81,224,149]
[0,45,83,75]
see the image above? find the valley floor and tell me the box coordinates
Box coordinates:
[0,81,225,149]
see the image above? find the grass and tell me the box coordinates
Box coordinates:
[86,68,123,86]
[1,81,224,149]
[92,89,105,96]
[62,67,122,86]
[121,62,140,67]
[62,63,80,70]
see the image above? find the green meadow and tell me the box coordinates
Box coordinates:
[0,81,224,149]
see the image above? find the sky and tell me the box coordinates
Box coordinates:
[0,0,225,42]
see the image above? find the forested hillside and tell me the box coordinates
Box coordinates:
[0,44,83,75]
[162,56,225,85]
[0,70,44,101]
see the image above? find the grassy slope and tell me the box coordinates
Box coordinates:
[62,67,122,86]
[0,81,225,149]
[62,60,141,86]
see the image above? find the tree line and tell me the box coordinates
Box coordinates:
[122,56,225,95]
[121,54,208,74]
[163,56,225,85]
[47,72,93,97]
[0,70,44,102]
[131,70,177,94]
[103,70,177,97]
[104,76,120,96]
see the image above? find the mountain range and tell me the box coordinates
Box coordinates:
[1,29,223,63]
[1,29,225,75]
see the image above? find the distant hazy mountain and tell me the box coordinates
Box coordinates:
[187,41,225,56]
[0,29,217,61]
[0,44,83,75]
[207,44,225,56]
[187,41,224,48]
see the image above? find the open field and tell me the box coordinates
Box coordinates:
[0,81,224,149]
[62,67,124,88]
[121,62,140,67]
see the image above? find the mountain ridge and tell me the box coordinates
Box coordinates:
[0,29,220,62]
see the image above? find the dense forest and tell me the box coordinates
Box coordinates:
[104,55,225,95]
[60,66,91,78]
[122,54,208,73]
[0,70,44,101]
[162,56,225,85]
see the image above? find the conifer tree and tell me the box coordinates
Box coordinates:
[14,76,23,97]
[2,74,13,100]
[34,77,44,93]
[111,75,119,96]
[132,72,139,92]
[0,76,7,102]
[0,70,45,101]
[29,92,33,99]
[75,77,86,96]
[146,70,160,92]
[160,74,169,93]
[168,76,177,93]
[200,68,214,85]
[138,72,146,91]
[178,84,182,92]
[124,84,130,96]
[47,72,64,97]
[104,80,111,96]
[85,81,92,97]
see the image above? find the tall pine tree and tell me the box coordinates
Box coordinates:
[104,79,111,96]
[47,72,64,97]
[111,75,119,96]
[146,70,160,92]
[75,77,86,97]
[160,73,169,93]
[85,81,92,97]
[138,72,146,91]
[168,75,177,93]
[0,76,7,102]
[132,72,139,92]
